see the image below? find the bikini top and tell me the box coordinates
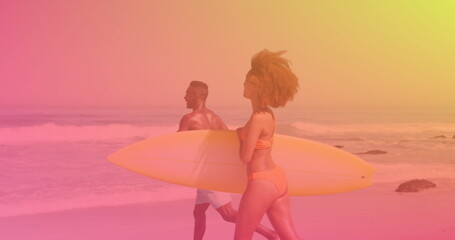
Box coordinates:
[240,127,273,149]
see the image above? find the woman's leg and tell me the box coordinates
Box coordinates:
[266,193,302,240]
[216,203,278,240]
[234,179,278,240]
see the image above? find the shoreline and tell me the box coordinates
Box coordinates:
[1,182,454,240]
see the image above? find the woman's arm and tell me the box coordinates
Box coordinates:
[236,127,244,153]
[237,115,264,163]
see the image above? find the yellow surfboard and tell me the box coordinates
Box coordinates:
[107,130,375,196]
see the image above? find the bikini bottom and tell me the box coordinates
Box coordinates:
[248,165,287,197]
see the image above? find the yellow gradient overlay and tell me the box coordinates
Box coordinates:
[0,1,453,110]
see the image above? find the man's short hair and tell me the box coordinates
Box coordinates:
[190,81,208,91]
[189,81,209,99]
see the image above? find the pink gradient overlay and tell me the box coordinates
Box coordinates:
[1,1,454,239]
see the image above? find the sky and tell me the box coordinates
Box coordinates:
[1,0,454,110]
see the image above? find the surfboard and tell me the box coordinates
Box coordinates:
[107,130,375,196]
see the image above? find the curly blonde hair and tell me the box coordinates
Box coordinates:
[249,49,299,108]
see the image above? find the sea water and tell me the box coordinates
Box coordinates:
[0,107,454,217]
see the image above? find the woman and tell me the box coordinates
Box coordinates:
[235,49,301,240]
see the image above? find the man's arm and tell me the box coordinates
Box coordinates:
[215,115,229,130]
[178,114,193,132]
[219,118,229,130]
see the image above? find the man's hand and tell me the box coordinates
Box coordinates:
[236,127,243,143]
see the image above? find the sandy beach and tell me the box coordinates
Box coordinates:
[2,108,454,240]
[1,181,454,240]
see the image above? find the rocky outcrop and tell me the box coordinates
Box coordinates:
[334,145,344,149]
[433,135,446,139]
[395,179,436,192]
[356,150,387,155]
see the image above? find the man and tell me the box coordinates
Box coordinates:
[178,81,277,240]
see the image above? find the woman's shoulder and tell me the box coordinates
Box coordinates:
[250,110,274,126]
[252,109,274,120]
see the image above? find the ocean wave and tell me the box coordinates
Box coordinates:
[0,184,195,218]
[371,162,455,184]
[0,123,178,143]
[292,122,455,135]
